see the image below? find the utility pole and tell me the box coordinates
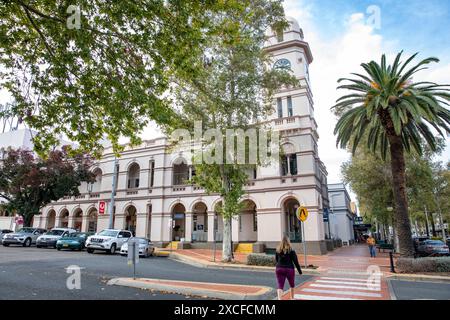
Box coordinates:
[435,196,447,241]
[424,205,431,238]
[108,157,119,229]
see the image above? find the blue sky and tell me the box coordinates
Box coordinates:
[284,0,450,186]
[305,0,450,60]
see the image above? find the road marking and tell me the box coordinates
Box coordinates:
[310,283,381,291]
[320,277,369,282]
[316,280,375,286]
[294,294,361,300]
[302,288,382,298]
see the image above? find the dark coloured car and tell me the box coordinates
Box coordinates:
[56,232,94,251]
[417,240,449,257]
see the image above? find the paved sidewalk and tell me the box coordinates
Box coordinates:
[169,244,393,274]
[108,277,274,300]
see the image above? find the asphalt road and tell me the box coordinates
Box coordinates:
[0,245,310,300]
[389,280,450,300]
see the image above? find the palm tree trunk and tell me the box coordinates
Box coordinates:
[388,135,415,257]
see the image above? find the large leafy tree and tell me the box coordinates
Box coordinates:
[333,52,450,257]
[0,147,95,226]
[170,0,296,262]
[0,1,253,156]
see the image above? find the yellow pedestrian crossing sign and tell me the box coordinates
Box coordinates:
[296,206,308,222]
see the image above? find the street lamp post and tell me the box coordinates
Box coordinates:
[108,157,119,229]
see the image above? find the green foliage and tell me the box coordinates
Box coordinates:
[0,147,95,226]
[247,253,276,267]
[397,257,450,273]
[333,51,450,158]
[0,1,263,157]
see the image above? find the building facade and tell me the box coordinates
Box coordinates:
[29,17,330,254]
[327,183,356,245]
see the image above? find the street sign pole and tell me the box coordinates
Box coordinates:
[302,223,307,268]
[127,238,139,280]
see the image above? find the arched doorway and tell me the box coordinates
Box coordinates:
[47,210,56,229]
[73,209,83,231]
[283,198,302,242]
[172,203,186,241]
[192,202,207,242]
[239,200,257,242]
[59,209,69,228]
[125,206,137,235]
[87,208,98,233]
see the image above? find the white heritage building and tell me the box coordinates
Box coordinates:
[31,18,331,254]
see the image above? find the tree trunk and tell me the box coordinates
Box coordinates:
[388,135,415,257]
[222,216,233,262]
[24,213,34,228]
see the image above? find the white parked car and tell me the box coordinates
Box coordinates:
[85,229,132,254]
[36,228,77,248]
[120,237,155,258]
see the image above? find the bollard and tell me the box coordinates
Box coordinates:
[389,251,396,273]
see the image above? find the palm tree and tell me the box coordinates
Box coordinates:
[333,52,450,257]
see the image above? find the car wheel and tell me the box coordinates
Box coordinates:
[23,238,32,247]
[36,245,41,248]
[87,248,94,254]
[109,244,116,255]
[57,247,61,251]
[3,243,9,247]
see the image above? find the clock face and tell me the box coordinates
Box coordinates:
[273,58,291,70]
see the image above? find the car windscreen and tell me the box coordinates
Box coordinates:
[46,230,65,236]
[426,241,444,245]
[98,230,119,237]
[137,238,148,244]
[17,228,34,233]
[65,232,82,237]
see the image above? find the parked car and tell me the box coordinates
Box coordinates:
[413,236,429,252]
[2,227,47,247]
[0,229,13,244]
[417,240,449,257]
[56,232,94,251]
[37,228,77,248]
[446,237,450,248]
[85,229,132,254]
[120,237,155,258]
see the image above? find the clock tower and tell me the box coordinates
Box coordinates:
[262,17,330,253]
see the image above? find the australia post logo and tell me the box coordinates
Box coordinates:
[98,201,106,215]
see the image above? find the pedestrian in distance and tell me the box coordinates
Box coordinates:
[275,236,302,300]
[367,234,376,258]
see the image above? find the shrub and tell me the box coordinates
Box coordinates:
[247,253,276,267]
[397,257,450,273]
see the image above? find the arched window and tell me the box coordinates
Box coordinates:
[90,168,102,193]
[173,159,189,186]
[127,163,140,189]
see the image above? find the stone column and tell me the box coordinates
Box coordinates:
[81,215,89,232]
[231,217,239,243]
[207,211,215,242]
[184,212,193,242]
[257,209,283,243]
[136,213,148,238]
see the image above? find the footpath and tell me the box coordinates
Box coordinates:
[108,244,450,300]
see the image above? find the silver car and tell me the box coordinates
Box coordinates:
[2,227,47,247]
[0,229,14,244]
[120,237,155,258]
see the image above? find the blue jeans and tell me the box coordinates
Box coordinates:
[369,245,376,257]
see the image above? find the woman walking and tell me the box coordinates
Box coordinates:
[275,236,302,300]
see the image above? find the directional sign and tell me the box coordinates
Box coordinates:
[296,206,308,222]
